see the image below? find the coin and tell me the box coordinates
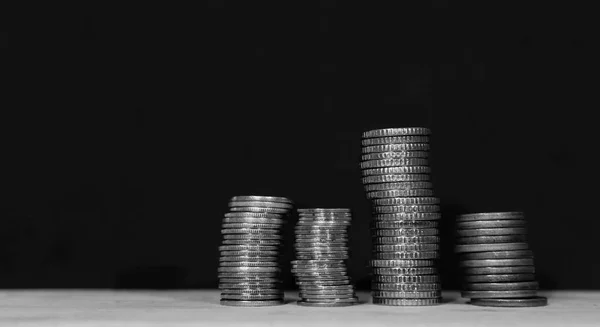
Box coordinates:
[463,274,536,283]
[371,291,441,299]
[362,136,430,146]
[373,228,439,237]
[219,256,279,262]
[218,267,280,273]
[222,239,281,245]
[373,251,439,260]
[219,277,281,283]
[372,275,440,283]
[219,245,279,251]
[222,223,282,229]
[362,166,431,176]
[460,250,534,260]
[372,297,441,306]
[373,236,440,244]
[230,195,292,204]
[220,299,285,307]
[372,213,441,221]
[373,221,439,229]
[296,301,356,307]
[468,297,548,307]
[365,182,433,192]
[373,197,440,206]
[362,128,431,138]
[219,283,281,289]
[371,267,438,275]
[224,212,284,219]
[462,266,535,275]
[221,293,283,300]
[362,143,430,153]
[457,212,524,221]
[219,261,279,267]
[374,244,440,252]
[360,158,429,168]
[229,201,293,209]
[456,220,527,229]
[456,228,528,237]
[229,207,289,214]
[370,259,436,268]
[461,290,538,299]
[221,228,280,234]
[462,281,539,291]
[371,283,441,292]
[362,151,429,161]
[363,174,430,184]
[298,208,351,213]
[367,189,435,198]
[455,242,529,253]
[456,235,528,244]
[460,259,535,267]
[223,234,282,240]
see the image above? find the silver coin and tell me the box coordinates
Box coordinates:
[362,136,430,146]
[374,243,439,252]
[373,221,439,229]
[455,242,529,253]
[224,212,284,219]
[229,201,293,209]
[218,267,280,273]
[221,293,283,300]
[229,207,289,214]
[372,283,440,292]
[371,267,437,275]
[298,208,351,213]
[299,285,354,291]
[373,236,440,244]
[468,297,547,307]
[456,220,527,229]
[218,272,280,278]
[362,151,429,161]
[222,239,281,245]
[365,182,433,192]
[219,245,279,251]
[362,127,431,138]
[296,280,350,286]
[362,143,430,153]
[370,259,436,268]
[456,228,528,237]
[292,268,347,274]
[462,266,535,275]
[361,158,429,169]
[296,255,349,260]
[367,189,435,199]
[221,228,280,234]
[373,275,440,284]
[363,174,430,184]
[221,287,282,294]
[372,297,441,306]
[230,195,293,204]
[461,290,538,299]
[373,197,439,206]
[460,250,534,260]
[222,217,285,225]
[219,255,279,262]
[219,277,281,284]
[374,228,439,237]
[222,223,282,230]
[463,274,536,283]
[302,297,358,303]
[457,212,524,221]
[220,299,285,307]
[462,281,539,291]
[373,251,439,260]
[296,300,356,307]
[373,205,440,214]
[460,258,535,267]
[219,283,281,289]
[223,234,282,240]
[300,289,355,296]
[456,235,527,244]
[372,291,441,299]
[219,261,279,267]
[373,212,441,221]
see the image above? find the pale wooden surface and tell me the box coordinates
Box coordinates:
[0,290,598,327]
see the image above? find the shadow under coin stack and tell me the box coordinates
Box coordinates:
[218,195,293,307]
[291,208,358,307]
[360,128,442,306]
[455,211,547,307]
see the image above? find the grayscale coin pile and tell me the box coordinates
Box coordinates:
[361,128,442,306]
[291,208,358,307]
[455,211,548,307]
[218,195,294,307]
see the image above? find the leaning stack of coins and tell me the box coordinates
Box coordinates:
[218,195,293,307]
[455,211,547,307]
[291,208,358,307]
[361,128,442,306]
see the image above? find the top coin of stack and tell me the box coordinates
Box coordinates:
[455,211,547,307]
[361,128,442,306]
[218,195,293,307]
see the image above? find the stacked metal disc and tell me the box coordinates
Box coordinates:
[360,127,442,306]
[455,211,547,307]
[218,195,293,307]
[291,208,358,307]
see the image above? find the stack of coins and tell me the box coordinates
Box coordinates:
[455,211,547,307]
[291,208,358,307]
[361,128,442,306]
[218,195,293,307]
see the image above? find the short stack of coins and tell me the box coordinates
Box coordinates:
[291,208,358,307]
[361,128,442,306]
[218,195,293,307]
[455,211,548,307]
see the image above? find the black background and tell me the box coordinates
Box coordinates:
[3,2,598,290]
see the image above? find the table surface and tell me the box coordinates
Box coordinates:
[0,290,598,327]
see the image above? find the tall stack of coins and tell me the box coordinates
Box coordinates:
[291,208,358,307]
[455,212,547,307]
[360,128,442,306]
[218,195,293,307]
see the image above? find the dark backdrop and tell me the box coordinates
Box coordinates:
[3,2,598,289]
